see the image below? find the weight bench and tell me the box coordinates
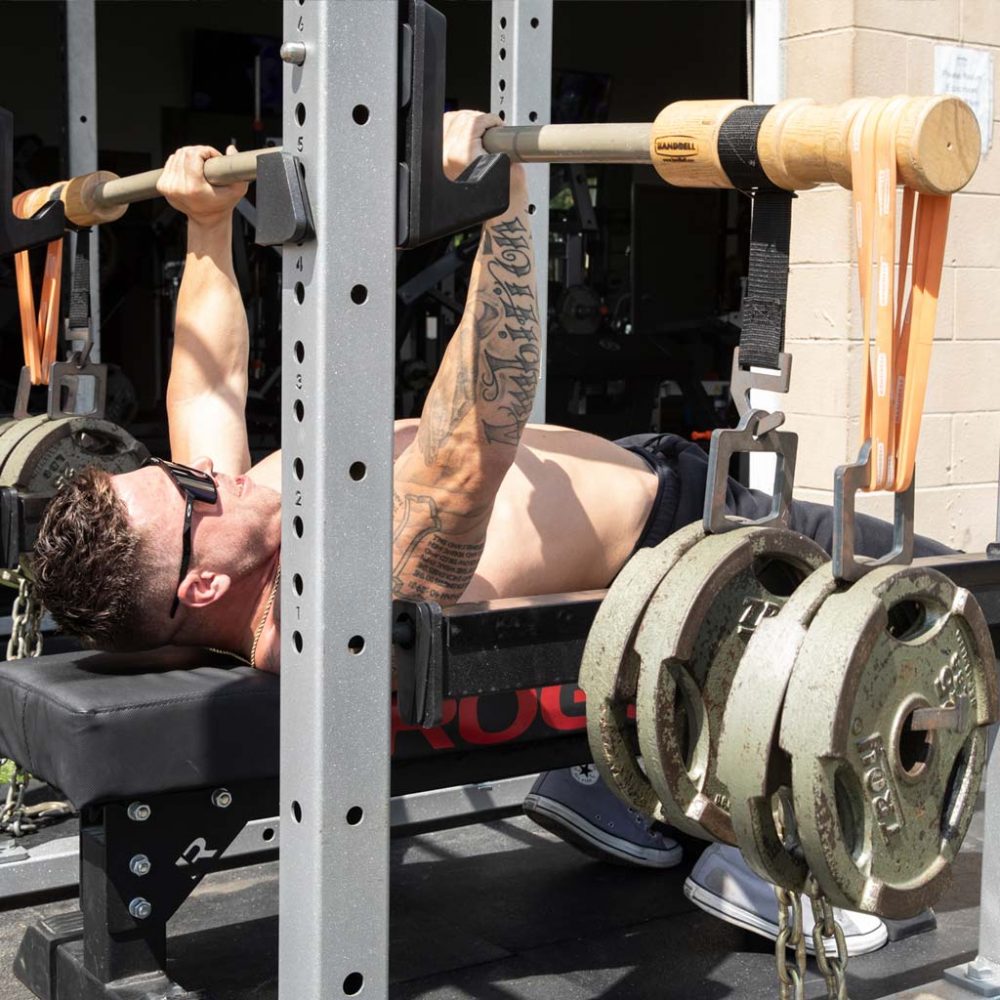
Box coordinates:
[0,593,599,1000]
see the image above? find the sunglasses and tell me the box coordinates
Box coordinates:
[144,458,219,618]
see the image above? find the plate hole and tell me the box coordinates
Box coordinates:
[899,707,934,777]
[752,556,804,598]
[886,599,932,641]
[834,765,866,862]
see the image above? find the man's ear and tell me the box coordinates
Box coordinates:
[177,570,231,610]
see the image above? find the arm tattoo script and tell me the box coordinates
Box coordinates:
[418,213,539,464]
[392,490,486,603]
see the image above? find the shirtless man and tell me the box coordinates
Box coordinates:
[32,113,945,956]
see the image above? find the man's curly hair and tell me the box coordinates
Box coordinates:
[32,467,149,650]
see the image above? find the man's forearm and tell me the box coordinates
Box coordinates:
[414,183,540,483]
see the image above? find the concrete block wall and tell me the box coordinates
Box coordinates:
[781,0,1000,551]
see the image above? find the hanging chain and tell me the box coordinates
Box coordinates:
[0,567,72,836]
[807,876,850,1000]
[7,573,42,661]
[774,885,807,1000]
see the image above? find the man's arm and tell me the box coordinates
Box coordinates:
[156,146,251,473]
[393,112,539,605]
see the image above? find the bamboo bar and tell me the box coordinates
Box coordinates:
[12,96,981,230]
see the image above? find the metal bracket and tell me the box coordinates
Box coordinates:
[397,0,511,248]
[393,599,444,728]
[832,439,915,582]
[13,361,108,421]
[703,409,798,534]
[0,108,66,256]
[729,345,792,434]
[254,151,314,247]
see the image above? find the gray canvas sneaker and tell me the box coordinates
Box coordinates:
[523,765,683,868]
[685,844,888,956]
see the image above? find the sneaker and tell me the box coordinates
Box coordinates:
[684,844,888,956]
[523,765,683,869]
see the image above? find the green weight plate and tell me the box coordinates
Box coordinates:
[0,416,148,490]
[580,520,706,820]
[718,564,843,891]
[781,564,998,918]
[634,526,828,842]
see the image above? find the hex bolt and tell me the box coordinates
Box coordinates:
[129,854,151,877]
[129,897,152,920]
[127,802,151,822]
[212,788,233,809]
[280,41,307,66]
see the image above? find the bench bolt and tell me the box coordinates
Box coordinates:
[129,854,151,877]
[127,802,151,822]
[129,898,152,920]
[212,788,233,809]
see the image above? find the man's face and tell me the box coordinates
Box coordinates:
[112,457,280,614]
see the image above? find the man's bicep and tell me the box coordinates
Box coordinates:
[168,393,251,474]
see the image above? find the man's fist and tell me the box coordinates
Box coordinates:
[156,145,249,226]
[441,110,525,191]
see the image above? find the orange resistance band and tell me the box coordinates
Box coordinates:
[850,97,951,493]
[11,191,64,386]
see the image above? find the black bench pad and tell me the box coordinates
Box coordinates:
[0,648,279,809]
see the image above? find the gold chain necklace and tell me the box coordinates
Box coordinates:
[250,565,281,669]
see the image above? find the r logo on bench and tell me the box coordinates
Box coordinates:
[176,837,219,867]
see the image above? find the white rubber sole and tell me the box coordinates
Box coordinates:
[683,877,888,957]
[523,792,683,869]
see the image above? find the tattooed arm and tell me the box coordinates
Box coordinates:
[392,111,539,605]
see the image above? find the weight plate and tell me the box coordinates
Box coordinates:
[719,565,845,890]
[634,526,828,842]
[0,415,51,482]
[580,520,706,820]
[0,416,149,490]
[781,564,998,918]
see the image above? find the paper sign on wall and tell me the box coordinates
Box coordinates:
[934,44,993,155]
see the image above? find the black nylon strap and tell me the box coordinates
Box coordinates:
[717,105,793,371]
[67,228,91,338]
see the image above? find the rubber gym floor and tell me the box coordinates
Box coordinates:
[0,792,987,1000]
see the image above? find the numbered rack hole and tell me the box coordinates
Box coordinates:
[498,110,506,121]
[292,631,303,653]
[295,103,306,126]
[294,341,304,363]
[346,806,364,826]
[293,457,304,480]
[294,400,304,422]
[293,516,303,538]
[498,78,506,92]
[352,104,370,125]
[350,284,368,305]
[291,801,302,823]
[348,635,365,655]
[343,973,364,997]
[528,204,536,215]
[293,573,303,596]
[349,461,366,481]
[499,16,506,28]
[294,282,305,304]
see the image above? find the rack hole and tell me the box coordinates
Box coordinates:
[293,573,303,596]
[529,110,538,122]
[294,400,304,422]
[498,110,506,122]
[293,631,303,653]
[346,806,364,826]
[530,16,539,27]
[295,103,306,126]
[262,827,276,842]
[343,973,364,996]
[293,458,304,480]
[291,801,302,823]
[294,282,305,304]
[500,16,506,28]
[294,341,304,363]
[348,635,365,655]
[499,47,506,60]
[352,104,370,125]
[293,516,303,538]
[299,160,306,179]
[528,203,536,215]
[350,284,368,305]
[79,114,88,123]
[498,78,506,92]
[349,461,366,481]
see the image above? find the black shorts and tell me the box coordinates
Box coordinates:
[616,432,953,560]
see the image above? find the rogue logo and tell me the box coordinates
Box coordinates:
[654,134,698,161]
